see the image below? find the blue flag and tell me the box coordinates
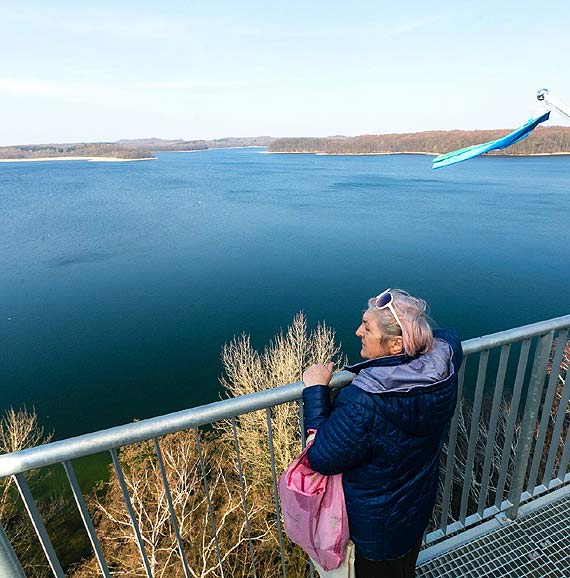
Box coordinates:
[432,110,550,169]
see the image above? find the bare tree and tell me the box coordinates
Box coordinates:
[219,312,344,475]
[0,406,54,578]
[216,312,344,577]
[71,430,269,578]
[0,406,52,454]
[0,406,53,518]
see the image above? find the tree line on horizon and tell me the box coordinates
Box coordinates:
[0,143,151,160]
[0,137,276,160]
[4,128,570,160]
[268,126,570,155]
[117,136,275,150]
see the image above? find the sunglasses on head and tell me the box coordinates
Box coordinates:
[373,289,404,337]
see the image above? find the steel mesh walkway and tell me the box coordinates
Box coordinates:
[417,495,570,577]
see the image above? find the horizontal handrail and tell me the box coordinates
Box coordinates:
[461,314,570,354]
[0,371,347,478]
[1,313,569,478]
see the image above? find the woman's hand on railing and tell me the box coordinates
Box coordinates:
[303,362,334,387]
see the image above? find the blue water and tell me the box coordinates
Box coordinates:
[1,149,569,440]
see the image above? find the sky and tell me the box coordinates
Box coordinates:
[1,0,570,145]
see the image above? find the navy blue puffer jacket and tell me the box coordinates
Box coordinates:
[302,329,463,561]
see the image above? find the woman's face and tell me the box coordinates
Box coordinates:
[355,309,393,359]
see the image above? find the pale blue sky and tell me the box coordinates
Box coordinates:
[1,0,569,145]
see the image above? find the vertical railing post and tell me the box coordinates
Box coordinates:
[152,439,192,578]
[0,523,26,578]
[459,350,489,523]
[63,461,111,578]
[477,345,510,515]
[542,333,570,487]
[298,399,315,578]
[266,408,287,578]
[494,339,531,509]
[194,430,225,578]
[231,417,258,578]
[440,362,466,532]
[526,330,569,493]
[13,473,65,578]
[110,449,154,578]
[507,332,554,519]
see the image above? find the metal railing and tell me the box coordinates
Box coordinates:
[1,314,570,577]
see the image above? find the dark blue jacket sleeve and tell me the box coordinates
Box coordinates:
[302,385,332,431]
[302,385,373,475]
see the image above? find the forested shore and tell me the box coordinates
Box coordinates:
[0,137,275,161]
[0,143,152,161]
[3,127,570,161]
[268,126,570,155]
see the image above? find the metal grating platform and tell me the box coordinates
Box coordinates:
[417,495,570,577]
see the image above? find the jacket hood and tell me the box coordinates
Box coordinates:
[346,337,456,435]
[348,338,453,394]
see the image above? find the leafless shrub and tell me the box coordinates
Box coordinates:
[214,312,345,577]
[218,312,344,476]
[0,405,54,518]
[71,431,269,578]
[0,406,54,578]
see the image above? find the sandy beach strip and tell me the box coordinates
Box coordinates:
[167,146,266,152]
[0,156,155,163]
[259,150,317,154]
[315,151,437,156]
[260,150,437,156]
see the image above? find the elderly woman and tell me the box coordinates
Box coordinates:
[302,289,463,578]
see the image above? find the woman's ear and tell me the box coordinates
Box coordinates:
[388,336,404,355]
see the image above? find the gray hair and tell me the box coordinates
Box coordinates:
[366,289,434,356]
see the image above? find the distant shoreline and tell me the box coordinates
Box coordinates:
[262,151,437,156]
[0,147,269,163]
[0,156,156,163]
[2,150,569,163]
[160,149,208,153]
[0,147,264,162]
[262,150,570,157]
[164,146,265,153]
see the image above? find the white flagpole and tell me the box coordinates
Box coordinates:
[537,88,570,120]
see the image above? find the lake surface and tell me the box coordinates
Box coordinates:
[1,149,569,440]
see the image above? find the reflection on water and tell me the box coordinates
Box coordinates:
[49,251,115,268]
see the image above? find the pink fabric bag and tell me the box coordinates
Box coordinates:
[278,434,349,571]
